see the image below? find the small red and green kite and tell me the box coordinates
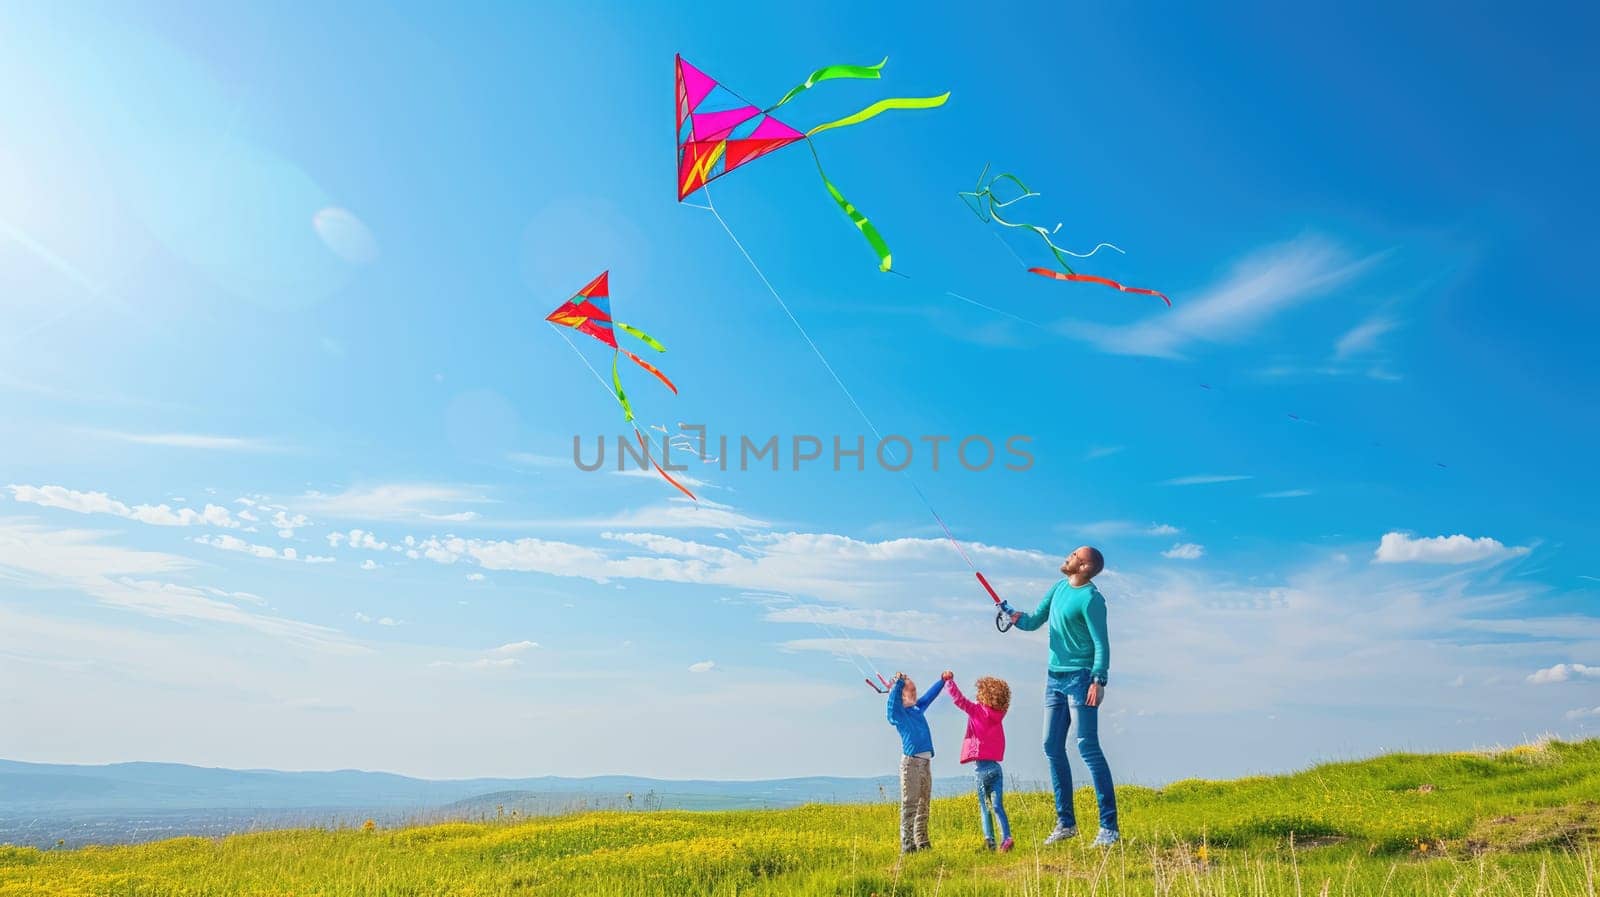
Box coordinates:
[545,270,677,423]
[676,54,949,272]
[546,271,695,500]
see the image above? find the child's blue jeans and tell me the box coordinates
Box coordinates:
[974,759,1011,841]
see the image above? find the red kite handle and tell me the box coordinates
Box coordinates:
[975,571,1002,605]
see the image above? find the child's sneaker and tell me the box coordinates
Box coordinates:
[1043,824,1078,845]
[984,838,996,851]
[998,837,1014,853]
[1090,829,1121,848]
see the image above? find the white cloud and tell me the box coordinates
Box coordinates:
[492,641,540,655]
[1261,489,1314,499]
[1163,543,1205,560]
[1062,237,1379,359]
[83,430,280,452]
[394,527,1052,606]
[332,529,390,552]
[1334,315,1397,360]
[360,559,379,571]
[272,511,310,538]
[421,511,480,522]
[1147,524,1181,536]
[298,484,489,522]
[193,534,335,564]
[466,573,485,582]
[1160,474,1253,486]
[1566,707,1600,720]
[8,484,241,529]
[1374,532,1530,565]
[1528,663,1600,685]
[688,660,716,673]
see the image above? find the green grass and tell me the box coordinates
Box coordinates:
[4,739,1599,896]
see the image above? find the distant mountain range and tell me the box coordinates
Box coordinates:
[0,758,939,812]
[0,759,969,847]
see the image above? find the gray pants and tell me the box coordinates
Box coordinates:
[899,754,932,850]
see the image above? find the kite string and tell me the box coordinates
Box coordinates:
[562,327,888,681]
[552,325,663,451]
[698,185,978,575]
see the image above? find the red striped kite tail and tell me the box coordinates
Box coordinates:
[622,349,678,395]
[1027,268,1172,306]
[635,429,697,501]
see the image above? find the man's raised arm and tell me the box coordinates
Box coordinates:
[1012,585,1055,631]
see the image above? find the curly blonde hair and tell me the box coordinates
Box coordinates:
[975,676,1011,714]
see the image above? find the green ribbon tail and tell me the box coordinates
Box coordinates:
[615,321,666,353]
[805,93,950,138]
[808,143,893,272]
[769,58,888,110]
[987,206,1076,275]
[611,352,634,422]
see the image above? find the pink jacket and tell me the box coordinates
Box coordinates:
[946,678,1006,764]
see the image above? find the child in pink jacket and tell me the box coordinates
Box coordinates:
[942,670,1013,851]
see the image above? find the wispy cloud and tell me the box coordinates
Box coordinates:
[430,657,519,671]
[85,430,281,452]
[1086,446,1124,460]
[492,640,540,655]
[612,468,719,491]
[688,660,716,673]
[1163,543,1206,560]
[1528,663,1600,685]
[1070,520,1182,538]
[1566,706,1600,720]
[8,484,241,529]
[1061,237,1380,359]
[1260,489,1314,499]
[1160,474,1253,486]
[1374,532,1531,565]
[1334,315,1398,360]
[298,484,490,522]
[0,519,356,651]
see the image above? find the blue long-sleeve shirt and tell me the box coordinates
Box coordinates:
[886,677,945,756]
[1014,579,1111,683]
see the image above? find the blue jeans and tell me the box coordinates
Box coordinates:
[974,759,1010,841]
[1043,670,1118,832]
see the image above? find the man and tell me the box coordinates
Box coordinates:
[1009,545,1119,847]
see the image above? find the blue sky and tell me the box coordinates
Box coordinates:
[2,1,1597,785]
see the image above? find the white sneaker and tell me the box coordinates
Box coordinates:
[1090,828,1121,848]
[1043,824,1078,845]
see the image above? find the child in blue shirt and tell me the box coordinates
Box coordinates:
[886,672,945,852]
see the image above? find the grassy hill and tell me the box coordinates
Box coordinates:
[2,740,1598,896]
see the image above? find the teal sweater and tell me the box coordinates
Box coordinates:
[1014,579,1110,683]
